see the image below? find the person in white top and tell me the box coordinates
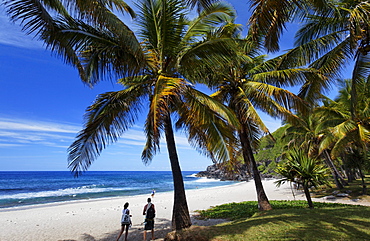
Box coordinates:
[116,202,131,241]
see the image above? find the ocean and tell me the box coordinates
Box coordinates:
[0,171,236,209]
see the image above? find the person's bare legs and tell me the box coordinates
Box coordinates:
[143,230,147,241]
[151,229,155,240]
[124,224,129,241]
[116,225,124,241]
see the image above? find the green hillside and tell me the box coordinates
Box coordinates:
[255,125,289,162]
[253,125,290,175]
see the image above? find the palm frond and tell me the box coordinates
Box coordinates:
[3,0,93,82]
[180,38,241,82]
[330,127,358,158]
[52,17,145,84]
[4,0,69,36]
[173,86,240,163]
[350,54,370,116]
[142,75,184,164]
[244,81,308,117]
[295,8,348,46]
[248,0,296,52]
[136,0,187,62]
[184,1,236,40]
[183,0,216,11]
[68,84,147,176]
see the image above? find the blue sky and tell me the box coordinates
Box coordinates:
[0,1,337,172]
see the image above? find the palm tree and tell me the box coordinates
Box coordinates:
[276,148,330,209]
[198,24,323,211]
[249,0,370,129]
[4,0,239,230]
[282,112,348,189]
[315,78,370,192]
[284,1,370,112]
[70,0,240,230]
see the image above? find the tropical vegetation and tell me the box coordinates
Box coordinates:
[4,0,370,235]
[199,23,325,211]
[275,148,331,208]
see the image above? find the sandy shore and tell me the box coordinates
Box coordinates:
[0,179,367,241]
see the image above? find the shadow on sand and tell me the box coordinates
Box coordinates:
[61,216,229,241]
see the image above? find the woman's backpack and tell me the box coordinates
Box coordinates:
[121,209,131,225]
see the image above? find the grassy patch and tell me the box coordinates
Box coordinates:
[196,200,350,220]
[167,201,370,241]
[313,176,370,199]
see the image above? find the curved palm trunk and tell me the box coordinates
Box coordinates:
[238,125,272,211]
[323,150,348,189]
[164,114,192,230]
[357,165,367,195]
[303,183,314,209]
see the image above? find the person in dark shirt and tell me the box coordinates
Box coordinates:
[143,198,155,240]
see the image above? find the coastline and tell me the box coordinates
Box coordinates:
[0,171,236,209]
[0,179,367,241]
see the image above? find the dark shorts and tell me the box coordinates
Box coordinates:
[144,219,154,230]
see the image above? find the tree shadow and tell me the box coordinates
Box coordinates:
[99,217,172,241]
[165,206,370,240]
[73,216,230,241]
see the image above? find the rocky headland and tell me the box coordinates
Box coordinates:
[196,163,276,181]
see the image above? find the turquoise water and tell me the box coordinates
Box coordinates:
[0,171,235,208]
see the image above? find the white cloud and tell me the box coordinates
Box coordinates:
[0,117,80,148]
[0,117,151,152]
[0,143,23,147]
[0,11,43,49]
[0,118,80,133]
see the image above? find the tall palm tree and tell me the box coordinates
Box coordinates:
[4,0,239,230]
[198,24,323,211]
[70,0,240,230]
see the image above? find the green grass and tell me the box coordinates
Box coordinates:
[313,176,370,200]
[166,201,370,241]
[196,200,351,220]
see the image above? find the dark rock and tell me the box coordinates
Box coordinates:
[196,163,277,181]
[196,164,250,181]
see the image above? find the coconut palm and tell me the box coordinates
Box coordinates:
[249,0,370,126]
[282,112,348,189]
[4,0,239,230]
[195,24,325,211]
[70,0,240,230]
[315,78,370,192]
[275,148,330,209]
[283,1,370,112]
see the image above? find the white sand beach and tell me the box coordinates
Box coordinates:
[0,179,367,241]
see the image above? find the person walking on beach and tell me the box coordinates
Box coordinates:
[117,202,131,241]
[151,189,155,198]
[143,198,155,240]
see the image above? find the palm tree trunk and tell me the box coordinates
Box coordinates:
[303,183,314,209]
[358,166,367,195]
[164,114,192,230]
[323,150,348,189]
[238,125,272,211]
